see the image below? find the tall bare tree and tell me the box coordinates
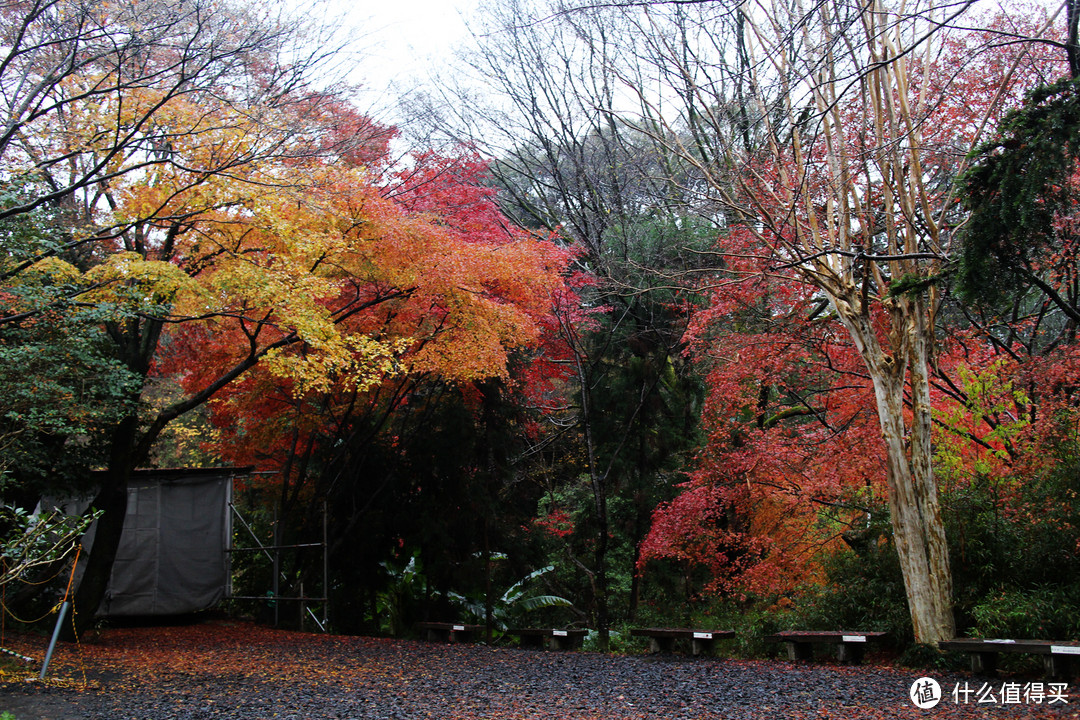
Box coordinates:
[616,0,1058,643]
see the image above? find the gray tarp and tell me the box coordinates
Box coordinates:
[53,468,239,617]
[102,470,233,616]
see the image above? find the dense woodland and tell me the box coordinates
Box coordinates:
[2,0,1080,658]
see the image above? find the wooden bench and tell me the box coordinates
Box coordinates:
[416,622,484,643]
[939,638,1080,679]
[764,631,886,665]
[509,627,588,651]
[630,628,735,656]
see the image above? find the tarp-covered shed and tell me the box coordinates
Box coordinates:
[73,467,246,617]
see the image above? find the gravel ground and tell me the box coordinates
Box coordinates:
[1,620,1078,719]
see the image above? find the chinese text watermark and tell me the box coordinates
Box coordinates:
[910,678,1070,708]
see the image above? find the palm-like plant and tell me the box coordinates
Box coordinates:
[446,565,572,631]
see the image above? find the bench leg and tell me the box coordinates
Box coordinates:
[649,637,675,653]
[785,642,813,661]
[970,651,998,675]
[548,636,574,651]
[837,643,865,665]
[691,638,716,657]
[1044,655,1072,681]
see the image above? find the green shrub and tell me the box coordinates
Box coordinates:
[970,585,1080,639]
[584,627,634,653]
[897,642,969,671]
[793,530,913,649]
[682,596,795,658]
[444,564,573,631]
[945,464,1080,639]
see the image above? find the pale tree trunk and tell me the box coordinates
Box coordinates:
[781,0,958,643]
[831,291,954,644]
[903,299,955,643]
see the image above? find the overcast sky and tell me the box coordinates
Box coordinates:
[319,0,479,103]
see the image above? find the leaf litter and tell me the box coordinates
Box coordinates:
[1,619,1077,719]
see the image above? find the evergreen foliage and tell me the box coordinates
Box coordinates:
[958,77,1080,308]
[0,192,141,498]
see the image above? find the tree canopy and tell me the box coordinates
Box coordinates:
[3,0,1080,654]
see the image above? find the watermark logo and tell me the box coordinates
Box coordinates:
[910,677,942,709]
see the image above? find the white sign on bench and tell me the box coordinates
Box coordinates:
[1051,645,1080,655]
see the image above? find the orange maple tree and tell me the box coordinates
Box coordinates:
[0,0,573,631]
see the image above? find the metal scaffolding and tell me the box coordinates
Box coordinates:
[226,500,329,632]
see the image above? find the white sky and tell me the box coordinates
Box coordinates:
[318,0,479,103]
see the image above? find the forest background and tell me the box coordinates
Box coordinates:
[2,0,1080,660]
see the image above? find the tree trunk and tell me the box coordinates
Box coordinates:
[874,371,955,644]
[904,300,955,644]
[834,295,954,644]
[594,485,610,650]
[61,417,139,640]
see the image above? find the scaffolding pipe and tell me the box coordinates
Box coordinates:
[39,601,69,679]
[228,499,329,632]
[323,500,329,628]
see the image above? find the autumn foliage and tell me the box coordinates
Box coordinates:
[160,147,571,480]
[636,8,1079,617]
[638,227,885,595]
[5,0,1080,651]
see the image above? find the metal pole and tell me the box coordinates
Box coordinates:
[225,477,234,600]
[40,601,69,679]
[322,500,329,629]
[229,503,277,564]
[272,505,279,627]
